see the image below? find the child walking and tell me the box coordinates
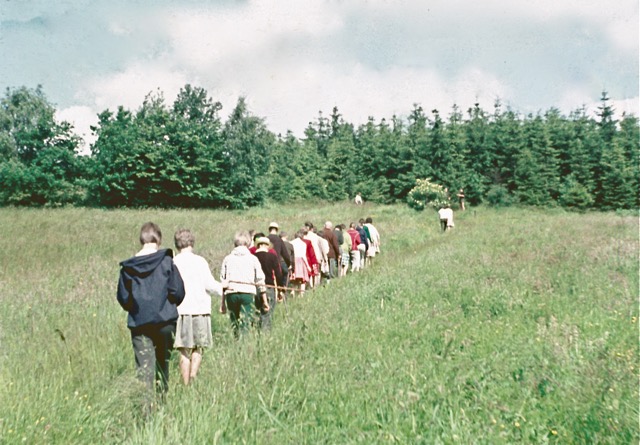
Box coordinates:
[117,222,185,397]
[173,229,222,385]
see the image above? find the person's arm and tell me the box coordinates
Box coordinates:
[273,256,284,289]
[280,240,291,267]
[219,258,228,313]
[203,261,223,297]
[168,261,186,306]
[116,271,133,311]
[254,258,269,312]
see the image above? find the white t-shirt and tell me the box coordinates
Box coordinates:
[174,250,222,315]
[438,208,454,226]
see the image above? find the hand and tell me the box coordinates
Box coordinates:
[219,305,226,314]
[263,303,270,312]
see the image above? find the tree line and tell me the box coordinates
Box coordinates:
[0,84,637,210]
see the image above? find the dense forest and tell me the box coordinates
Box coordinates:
[0,84,637,210]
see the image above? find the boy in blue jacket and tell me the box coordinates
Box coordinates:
[117,222,185,395]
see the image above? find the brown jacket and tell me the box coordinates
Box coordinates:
[323,227,340,260]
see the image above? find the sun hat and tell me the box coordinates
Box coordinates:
[268,222,279,230]
[255,236,271,247]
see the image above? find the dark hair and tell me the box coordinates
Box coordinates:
[140,222,162,245]
[365,217,373,224]
[253,232,266,242]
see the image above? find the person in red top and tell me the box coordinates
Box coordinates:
[346,222,362,272]
[301,227,319,287]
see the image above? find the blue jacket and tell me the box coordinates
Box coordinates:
[117,249,185,330]
[356,226,369,251]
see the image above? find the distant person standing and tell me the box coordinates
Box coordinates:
[172,229,222,386]
[438,204,454,232]
[117,222,185,396]
[457,188,466,211]
[354,192,363,205]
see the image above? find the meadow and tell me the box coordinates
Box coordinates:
[0,203,637,444]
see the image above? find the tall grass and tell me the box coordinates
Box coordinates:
[0,204,637,444]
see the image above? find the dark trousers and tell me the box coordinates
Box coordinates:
[280,261,289,288]
[131,322,176,394]
[328,258,338,279]
[225,293,255,337]
[440,219,448,232]
[259,288,277,331]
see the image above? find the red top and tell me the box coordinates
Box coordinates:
[302,238,318,274]
[347,229,361,250]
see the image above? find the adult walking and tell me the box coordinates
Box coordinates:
[438,204,454,232]
[346,222,362,272]
[267,222,291,293]
[364,217,381,265]
[322,221,341,280]
[220,231,268,337]
[290,230,312,296]
[253,237,283,331]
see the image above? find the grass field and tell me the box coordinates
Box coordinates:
[0,203,637,444]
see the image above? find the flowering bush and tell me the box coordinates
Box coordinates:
[407,178,450,211]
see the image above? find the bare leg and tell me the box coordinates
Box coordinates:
[190,349,203,381]
[179,348,192,385]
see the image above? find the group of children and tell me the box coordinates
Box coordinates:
[116,217,382,397]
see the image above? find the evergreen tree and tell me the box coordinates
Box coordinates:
[267,132,312,201]
[407,104,430,181]
[514,114,559,206]
[598,139,635,210]
[616,113,640,208]
[464,103,493,204]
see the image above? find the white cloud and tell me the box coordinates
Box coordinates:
[80,62,191,112]
[56,106,99,155]
[38,0,635,145]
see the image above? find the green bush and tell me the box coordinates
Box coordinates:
[558,176,594,211]
[407,178,449,211]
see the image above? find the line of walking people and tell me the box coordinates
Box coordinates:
[116,217,381,399]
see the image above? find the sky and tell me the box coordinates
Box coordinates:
[1,0,638,149]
